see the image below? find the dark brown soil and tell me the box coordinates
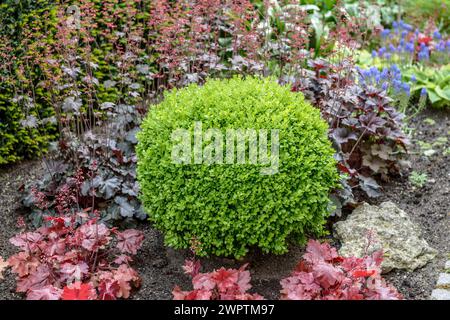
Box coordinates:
[0,109,448,300]
[377,108,450,300]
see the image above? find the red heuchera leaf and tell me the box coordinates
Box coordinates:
[8,210,143,300]
[114,265,140,298]
[174,261,263,300]
[352,269,377,278]
[236,264,252,293]
[8,252,39,277]
[76,221,111,251]
[61,282,97,300]
[280,240,402,300]
[116,229,144,255]
[16,265,52,293]
[312,262,344,289]
[280,271,321,300]
[27,285,62,300]
[41,237,66,257]
[303,240,339,263]
[99,265,141,299]
[7,166,145,301]
[211,268,240,293]
[173,286,212,300]
[98,278,120,300]
[10,232,43,253]
[192,273,217,291]
[113,254,133,265]
[182,259,201,277]
[60,262,89,282]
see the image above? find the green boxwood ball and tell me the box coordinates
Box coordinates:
[136,77,339,258]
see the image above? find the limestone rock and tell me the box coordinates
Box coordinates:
[334,201,437,273]
[431,289,450,300]
[436,273,450,289]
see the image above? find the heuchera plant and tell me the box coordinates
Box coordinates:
[280,240,402,300]
[172,260,264,300]
[292,59,410,200]
[6,187,144,300]
[173,240,402,300]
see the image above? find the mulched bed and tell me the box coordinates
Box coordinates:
[0,109,448,300]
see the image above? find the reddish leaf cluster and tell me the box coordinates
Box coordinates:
[7,212,144,300]
[173,260,264,300]
[280,240,402,300]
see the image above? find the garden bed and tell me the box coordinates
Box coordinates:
[1,109,448,301]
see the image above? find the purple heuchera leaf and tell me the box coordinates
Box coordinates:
[359,176,382,198]
[332,128,358,144]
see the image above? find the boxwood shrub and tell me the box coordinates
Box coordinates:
[136,77,339,258]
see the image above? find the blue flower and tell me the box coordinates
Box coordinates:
[418,43,430,60]
[392,80,402,92]
[372,50,378,58]
[389,44,396,52]
[381,29,390,38]
[418,45,430,61]
[361,69,371,79]
[411,75,416,82]
[370,66,378,76]
[433,29,442,40]
[381,68,389,80]
[390,64,400,73]
[436,41,446,52]
[402,23,413,32]
[403,83,410,95]
[375,74,381,83]
[381,82,389,91]
[420,87,427,96]
[405,42,415,53]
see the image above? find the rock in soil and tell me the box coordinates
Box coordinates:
[334,201,437,273]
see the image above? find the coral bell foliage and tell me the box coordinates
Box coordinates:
[280,240,402,300]
[173,240,402,300]
[173,260,263,300]
[7,204,144,300]
[137,77,339,258]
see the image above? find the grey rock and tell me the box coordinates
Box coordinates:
[445,260,450,270]
[436,273,450,289]
[334,201,437,273]
[431,289,450,300]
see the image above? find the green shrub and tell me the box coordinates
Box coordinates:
[0,0,58,165]
[137,77,339,258]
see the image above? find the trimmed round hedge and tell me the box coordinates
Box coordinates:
[137,77,339,258]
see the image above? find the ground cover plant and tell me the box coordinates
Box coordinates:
[173,240,402,300]
[4,168,144,300]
